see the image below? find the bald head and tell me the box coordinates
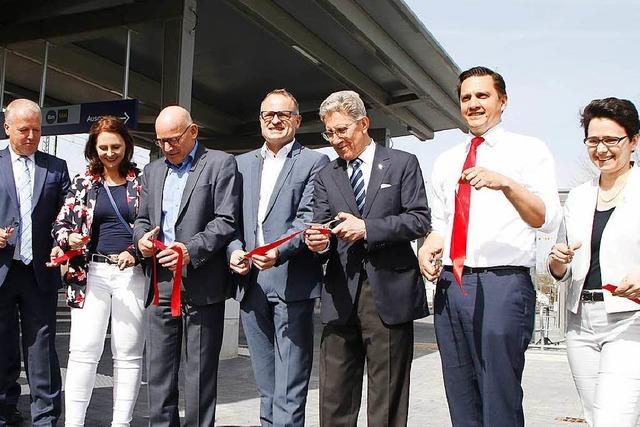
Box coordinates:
[155,105,198,165]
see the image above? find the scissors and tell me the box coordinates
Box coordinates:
[304,218,342,229]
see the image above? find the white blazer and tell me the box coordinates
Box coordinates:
[555,167,640,314]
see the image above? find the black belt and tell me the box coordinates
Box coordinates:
[90,253,119,265]
[580,290,604,302]
[443,265,530,275]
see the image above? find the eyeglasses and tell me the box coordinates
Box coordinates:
[259,110,298,122]
[583,135,628,147]
[321,120,359,141]
[156,124,192,147]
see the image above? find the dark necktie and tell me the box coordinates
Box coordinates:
[350,158,366,213]
[450,136,484,287]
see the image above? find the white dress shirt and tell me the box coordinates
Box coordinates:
[8,144,35,192]
[430,125,561,268]
[256,140,295,246]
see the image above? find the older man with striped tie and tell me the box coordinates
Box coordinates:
[0,99,70,426]
[418,66,562,427]
[305,90,431,426]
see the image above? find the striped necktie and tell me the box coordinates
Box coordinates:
[350,158,366,213]
[17,156,33,264]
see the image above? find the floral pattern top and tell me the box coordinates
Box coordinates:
[52,168,142,308]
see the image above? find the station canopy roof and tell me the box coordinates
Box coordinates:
[0,0,465,151]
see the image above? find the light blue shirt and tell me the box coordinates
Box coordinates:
[161,142,199,244]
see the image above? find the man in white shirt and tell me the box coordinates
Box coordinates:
[227,89,329,426]
[418,66,561,426]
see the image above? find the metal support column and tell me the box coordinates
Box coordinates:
[123,29,132,99]
[160,0,197,109]
[39,41,50,153]
[0,48,7,108]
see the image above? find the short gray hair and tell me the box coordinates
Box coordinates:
[319,90,366,122]
[5,99,41,123]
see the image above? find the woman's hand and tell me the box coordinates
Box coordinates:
[613,265,640,300]
[116,251,136,271]
[68,233,89,250]
[548,242,582,279]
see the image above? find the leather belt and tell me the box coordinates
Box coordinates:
[580,290,604,302]
[90,253,119,264]
[443,265,530,275]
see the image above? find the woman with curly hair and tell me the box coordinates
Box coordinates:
[52,116,144,426]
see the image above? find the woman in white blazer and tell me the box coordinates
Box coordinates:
[548,97,640,426]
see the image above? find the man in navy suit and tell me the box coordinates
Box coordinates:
[0,99,70,426]
[228,89,329,426]
[305,90,430,426]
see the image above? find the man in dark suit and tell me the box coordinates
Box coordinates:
[305,90,431,426]
[134,105,240,426]
[227,89,329,426]
[0,98,70,426]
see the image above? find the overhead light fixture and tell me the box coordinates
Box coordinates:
[291,45,321,65]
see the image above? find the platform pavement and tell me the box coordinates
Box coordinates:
[12,296,586,426]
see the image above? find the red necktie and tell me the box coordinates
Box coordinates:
[450,136,484,290]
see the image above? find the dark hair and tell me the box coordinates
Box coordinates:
[457,66,507,99]
[262,88,299,114]
[580,97,640,139]
[84,116,136,177]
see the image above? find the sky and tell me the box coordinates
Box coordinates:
[391,0,640,190]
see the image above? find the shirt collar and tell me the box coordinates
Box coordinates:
[465,124,504,148]
[7,144,35,164]
[352,139,376,165]
[165,141,199,172]
[260,139,295,160]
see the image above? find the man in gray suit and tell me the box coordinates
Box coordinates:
[134,106,240,426]
[228,89,329,426]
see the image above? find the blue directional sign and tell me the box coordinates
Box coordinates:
[1,99,138,137]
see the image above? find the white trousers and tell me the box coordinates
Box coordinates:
[567,301,640,427]
[64,262,145,427]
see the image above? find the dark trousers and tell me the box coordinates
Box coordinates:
[434,268,535,427]
[319,277,413,427]
[0,261,61,427]
[145,278,225,427]
[241,285,315,427]
[0,309,21,410]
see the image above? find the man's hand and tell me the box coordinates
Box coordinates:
[138,226,160,258]
[461,166,511,191]
[613,265,640,300]
[418,232,444,282]
[68,233,89,250]
[332,212,366,242]
[46,246,64,267]
[0,227,13,249]
[305,228,330,253]
[251,248,279,271]
[116,251,136,271]
[229,250,251,275]
[157,241,190,272]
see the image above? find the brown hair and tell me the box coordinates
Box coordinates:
[84,116,136,177]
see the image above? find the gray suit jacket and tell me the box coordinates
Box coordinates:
[228,141,329,302]
[312,143,431,325]
[0,148,70,291]
[134,144,240,306]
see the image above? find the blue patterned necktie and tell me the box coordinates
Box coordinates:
[350,158,366,213]
[17,156,32,264]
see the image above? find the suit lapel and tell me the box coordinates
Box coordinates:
[0,149,18,209]
[250,151,263,233]
[177,145,207,219]
[153,163,168,227]
[362,144,390,217]
[331,159,360,214]
[263,142,300,220]
[31,151,48,211]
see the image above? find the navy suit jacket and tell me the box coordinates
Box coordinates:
[0,148,70,290]
[312,143,431,325]
[134,144,241,306]
[228,141,329,302]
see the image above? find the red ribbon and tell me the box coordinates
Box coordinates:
[244,229,306,259]
[51,236,90,265]
[151,239,184,317]
[602,284,640,304]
